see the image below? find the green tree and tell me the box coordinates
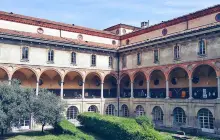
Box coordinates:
[33,89,65,133]
[0,80,35,136]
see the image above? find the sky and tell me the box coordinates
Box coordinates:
[0,0,219,30]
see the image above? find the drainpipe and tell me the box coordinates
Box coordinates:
[117,52,120,117]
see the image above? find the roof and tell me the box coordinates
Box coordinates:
[104,23,141,31]
[121,4,220,40]
[0,11,120,40]
[119,22,220,52]
[0,28,118,50]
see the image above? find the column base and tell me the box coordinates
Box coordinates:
[146,96,151,99]
[188,97,193,100]
[165,97,169,99]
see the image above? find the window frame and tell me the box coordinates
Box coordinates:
[198,39,207,57]
[173,44,180,60]
[71,52,77,65]
[137,52,142,65]
[122,55,127,68]
[47,49,54,63]
[109,56,113,68]
[153,49,159,64]
[91,54,96,67]
[21,46,29,62]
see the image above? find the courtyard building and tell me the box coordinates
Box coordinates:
[0,4,220,134]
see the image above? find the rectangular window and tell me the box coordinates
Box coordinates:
[109,56,113,68]
[48,49,54,62]
[91,55,96,66]
[174,45,180,60]
[198,39,206,56]
[22,47,29,60]
[154,49,159,63]
[122,55,126,68]
[71,52,76,65]
[137,52,141,65]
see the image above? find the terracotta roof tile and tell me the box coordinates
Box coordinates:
[0,11,119,39]
[0,28,118,50]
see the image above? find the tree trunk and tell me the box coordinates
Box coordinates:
[1,129,3,136]
[41,123,45,133]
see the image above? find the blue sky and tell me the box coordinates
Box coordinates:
[0,0,219,30]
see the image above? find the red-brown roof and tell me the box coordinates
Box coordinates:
[121,4,220,40]
[0,11,120,40]
[104,23,141,31]
[0,28,118,50]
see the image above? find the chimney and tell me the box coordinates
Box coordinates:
[141,20,149,28]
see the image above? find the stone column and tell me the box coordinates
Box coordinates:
[147,80,150,98]
[101,82,104,99]
[166,80,169,99]
[131,81,134,98]
[60,81,64,99]
[82,82,85,99]
[217,77,220,99]
[36,81,39,96]
[8,77,11,85]
[117,82,120,98]
[189,78,193,99]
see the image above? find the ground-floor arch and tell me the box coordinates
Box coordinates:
[105,104,116,116]
[197,108,214,133]
[88,105,98,113]
[121,104,129,117]
[173,107,186,127]
[67,106,79,120]
[152,106,163,125]
[135,105,145,117]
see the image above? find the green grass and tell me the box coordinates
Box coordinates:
[7,119,95,140]
[7,131,85,140]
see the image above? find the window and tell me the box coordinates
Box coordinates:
[106,104,115,116]
[173,107,186,125]
[215,13,220,22]
[137,52,141,65]
[198,109,214,130]
[135,105,145,117]
[122,55,127,68]
[21,47,29,60]
[91,54,96,66]
[152,106,163,124]
[121,104,129,117]
[109,56,113,68]
[48,49,54,62]
[198,39,206,56]
[67,106,79,120]
[174,44,180,60]
[71,52,76,65]
[88,105,98,113]
[154,49,159,63]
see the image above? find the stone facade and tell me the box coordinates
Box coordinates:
[0,5,220,134]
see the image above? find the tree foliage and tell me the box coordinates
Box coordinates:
[33,89,65,132]
[0,80,65,135]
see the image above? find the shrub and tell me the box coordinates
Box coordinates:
[78,112,173,140]
[54,119,94,140]
[135,116,153,129]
